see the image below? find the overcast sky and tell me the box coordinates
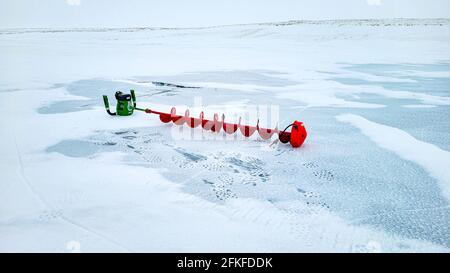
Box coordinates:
[1,0,450,28]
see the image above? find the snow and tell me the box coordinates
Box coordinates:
[1,19,450,252]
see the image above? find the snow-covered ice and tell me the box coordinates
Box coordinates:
[336,113,450,201]
[1,19,450,252]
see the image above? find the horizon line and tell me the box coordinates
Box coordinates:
[1,17,449,31]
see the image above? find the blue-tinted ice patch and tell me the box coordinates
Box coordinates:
[46,139,117,157]
[333,76,450,97]
[336,114,450,246]
[333,62,450,97]
[326,62,450,151]
[341,62,450,74]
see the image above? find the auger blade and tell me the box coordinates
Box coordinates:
[170,107,185,125]
[256,120,277,140]
[222,114,238,134]
[128,98,307,148]
[185,110,201,128]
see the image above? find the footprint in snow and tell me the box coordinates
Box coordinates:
[210,174,237,201]
[298,189,331,210]
[227,156,270,184]
[312,169,335,182]
[38,209,63,222]
[302,162,319,169]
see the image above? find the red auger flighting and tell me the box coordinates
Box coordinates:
[103,90,307,148]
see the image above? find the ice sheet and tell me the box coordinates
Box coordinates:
[336,113,450,201]
[1,19,450,252]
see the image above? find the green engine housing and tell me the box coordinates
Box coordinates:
[102,90,136,116]
[115,91,134,116]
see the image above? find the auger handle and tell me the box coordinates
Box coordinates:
[102,95,116,116]
[130,89,136,108]
[130,89,146,112]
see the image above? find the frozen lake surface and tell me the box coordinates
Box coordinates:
[1,19,449,252]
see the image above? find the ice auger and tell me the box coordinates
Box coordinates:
[102,90,307,148]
